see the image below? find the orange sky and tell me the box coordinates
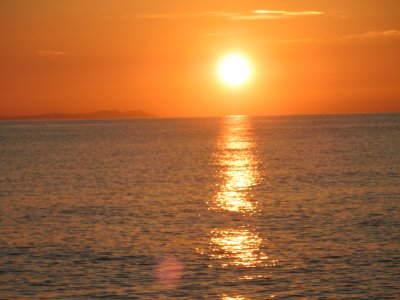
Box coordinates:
[0,0,399,117]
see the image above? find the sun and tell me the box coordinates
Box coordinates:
[218,54,251,86]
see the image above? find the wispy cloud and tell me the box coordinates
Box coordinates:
[254,10,322,16]
[269,29,400,44]
[232,10,323,20]
[133,10,323,20]
[345,30,400,40]
[37,50,69,57]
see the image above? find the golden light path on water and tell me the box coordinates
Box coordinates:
[210,229,269,268]
[208,116,277,281]
[222,296,249,300]
[213,115,260,212]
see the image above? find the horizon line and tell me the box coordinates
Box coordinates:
[0,110,399,122]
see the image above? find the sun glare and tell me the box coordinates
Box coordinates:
[218,54,251,86]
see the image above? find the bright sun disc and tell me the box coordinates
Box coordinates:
[218,54,251,86]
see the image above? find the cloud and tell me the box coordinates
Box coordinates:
[254,10,322,16]
[269,38,318,44]
[37,50,69,57]
[269,30,400,44]
[133,10,323,20]
[232,10,323,20]
[345,30,400,40]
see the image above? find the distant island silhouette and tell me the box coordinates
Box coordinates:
[0,110,155,120]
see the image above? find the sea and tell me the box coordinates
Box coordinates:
[0,113,399,299]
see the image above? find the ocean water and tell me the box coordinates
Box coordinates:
[0,114,399,299]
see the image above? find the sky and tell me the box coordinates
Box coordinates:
[0,0,399,117]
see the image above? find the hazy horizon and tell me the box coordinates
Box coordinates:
[1,108,400,121]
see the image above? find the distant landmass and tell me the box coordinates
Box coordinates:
[0,110,155,120]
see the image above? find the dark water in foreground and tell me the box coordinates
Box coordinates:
[1,114,399,299]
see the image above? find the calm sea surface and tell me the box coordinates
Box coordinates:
[1,114,399,299]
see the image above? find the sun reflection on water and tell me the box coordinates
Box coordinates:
[206,116,275,270]
[211,229,271,268]
[212,115,260,213]
[222,295,249,300]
